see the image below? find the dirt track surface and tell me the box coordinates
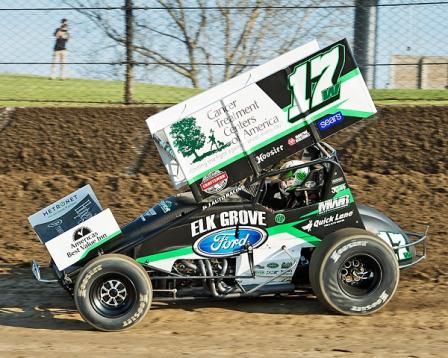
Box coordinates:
[0,106,447,356]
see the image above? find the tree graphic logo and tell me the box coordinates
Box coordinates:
[170,117,232,164]
[170,117,206,161]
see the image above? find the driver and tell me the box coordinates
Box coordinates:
[262,160,310,210]
[278,160,312,209]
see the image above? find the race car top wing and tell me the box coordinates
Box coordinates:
[146,39,376,202]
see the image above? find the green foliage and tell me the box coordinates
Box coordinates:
[0,73,447,107]
[0,74,201,107]
[170,117,205,159]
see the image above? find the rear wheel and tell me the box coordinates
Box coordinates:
[309,228,399,315]
[74,254,152,331]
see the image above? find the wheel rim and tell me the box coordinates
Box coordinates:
[338,254,382,297]
[90,273,137,318]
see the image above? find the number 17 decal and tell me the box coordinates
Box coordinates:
[287,44,345,123]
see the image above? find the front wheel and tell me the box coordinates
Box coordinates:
[309,228,399,315]
[74,254,152,331]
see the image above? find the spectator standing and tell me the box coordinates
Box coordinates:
[50,19,70,80]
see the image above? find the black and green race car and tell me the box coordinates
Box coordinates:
[32,142,427,331]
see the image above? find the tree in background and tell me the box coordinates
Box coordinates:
[69,0,349,88]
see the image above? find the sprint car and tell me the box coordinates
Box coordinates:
[30,39,427,331]
[32,142,427,331]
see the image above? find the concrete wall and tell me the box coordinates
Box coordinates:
[391,55,448,89]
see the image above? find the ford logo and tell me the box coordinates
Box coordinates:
[193,226,268,257]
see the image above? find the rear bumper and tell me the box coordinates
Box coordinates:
[398,225,429,269]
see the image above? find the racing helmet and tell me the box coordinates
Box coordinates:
[279,160,310,193]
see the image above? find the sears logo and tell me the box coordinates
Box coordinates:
[193,226,267,257]
[317,112,344,131]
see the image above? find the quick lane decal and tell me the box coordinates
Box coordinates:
[301,210,354,232]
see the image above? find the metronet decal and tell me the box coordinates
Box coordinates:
[191,210,266,237]
[287,130,311,146]
[318,195,350,214]
[317,112,344,131]
[28,185,102,244]
[301,210,354,232]
[200,170,228,194]
[255,145,284,164]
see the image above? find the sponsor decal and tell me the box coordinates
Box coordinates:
[140,208,157,222]
[191,210,266,237]
[68,227,108,258]
[351,291,389,312]
[159,200,173,213]
[302,210,354,232]
[254,264,265,269]
[73,227,92,241]
[275,213,286,224]
[170,117,232,164]
[41,194,79,217]
[287,44,345,122]
[330,241,367,263]
[267,262,279,269]
[377,232,413,261]
[287,130,311,146]
[331,183,346,194]
[281,262,293,269]
[332,177,344,184]
[44,209,121,271]
[201,185,244,210]
[200,170,228,194]
[317,112,344,131]
[318,195,350,214]
[193,226,267,257]
[255,145,284,164]
[48,219,64,235]
[301,220,313,232]
[266,269,280,275]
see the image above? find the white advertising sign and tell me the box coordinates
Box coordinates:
[45,209,121,271]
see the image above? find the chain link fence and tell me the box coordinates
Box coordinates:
[0,0,446,105]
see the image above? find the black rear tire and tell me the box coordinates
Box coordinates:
[74,254,152,331]
[309,228,399,315]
